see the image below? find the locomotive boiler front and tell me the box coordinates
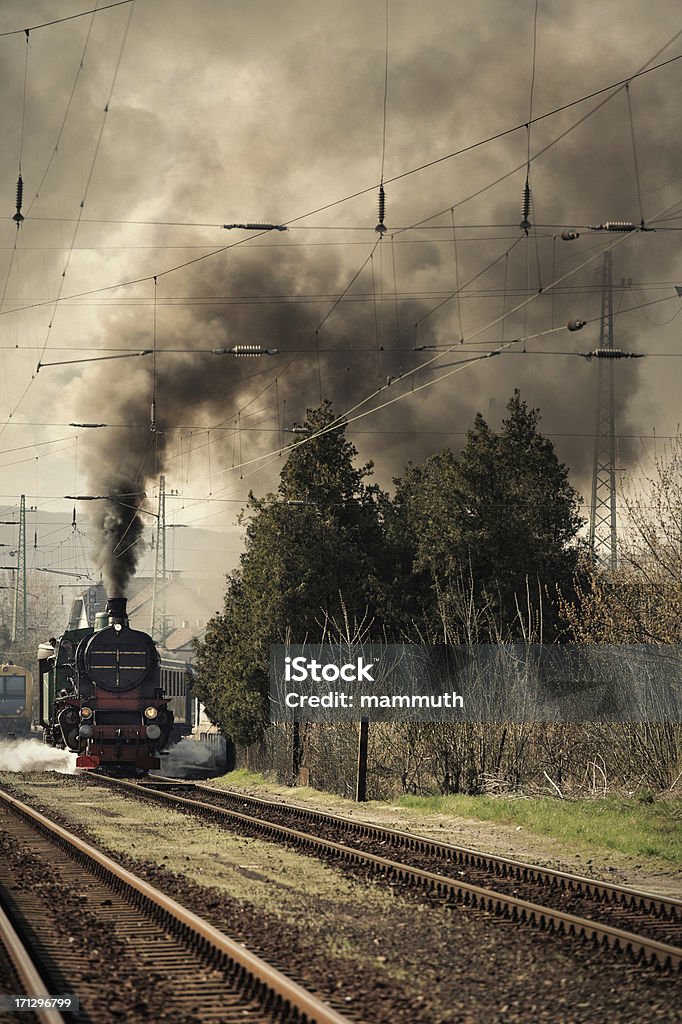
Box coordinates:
[73,596,174,771]
[77,598,158,693]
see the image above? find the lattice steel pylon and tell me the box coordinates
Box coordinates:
[588,252,618,570]
[11,495,27,643]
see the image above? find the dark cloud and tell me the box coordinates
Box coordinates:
[0,0,679,588]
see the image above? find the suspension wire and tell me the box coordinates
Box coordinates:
[210,195,680,486]
[186,431,193,484]
[178,233,515,485]
[501,251,509,344]
[533,210,544,291]
[375,0,390,235]
[18,30,30,174]
[200,238,381,441]
[3,13,99,431]
[34,0,136,373]
[551,234,556,329]
[1,32,32,414]
[449,209,465,342]
[520,1,536,344]
[81,0,135,202]
[411,324,417,390]
[626,81,645,225]
[379,0,389,184]
[0,238,19,417]
[6,19,679,503]
[370,253,381,379]
[1,50,679,332]
[390,234,400,341]
[152,275,158,407]
[523,239,530,351]
[27,8,100,216]
[526,0,539,168]
[399,38,682,240]
[0,1,133,37]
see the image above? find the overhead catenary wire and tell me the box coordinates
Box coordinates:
[396,31,682,239]
[194,195,680,490]
[3,272,675,456]
[26,7,101,218]
[17,28,29,177]
[375,0,390,235]
[2,32,680,449]
[519,0,539,237]
[0,80,667,512]
[2,50,681,332]
[0,0,138,443]
[39,228,676,509]
[0,1,134,37]
[2,18,675,528]
[625,81,645,227]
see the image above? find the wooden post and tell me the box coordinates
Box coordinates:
[292,719,301,782]
[356,718,369,802]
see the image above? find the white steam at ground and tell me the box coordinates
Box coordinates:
[0,738,78,774]
[153,737,221,779]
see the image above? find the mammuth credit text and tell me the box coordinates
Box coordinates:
[360,693,464,709]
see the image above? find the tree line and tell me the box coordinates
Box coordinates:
[194,392,587,746]
[194,395,682,794]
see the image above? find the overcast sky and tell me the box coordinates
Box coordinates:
[0,0,680,582]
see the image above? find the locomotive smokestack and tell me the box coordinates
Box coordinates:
[106,596,129,627]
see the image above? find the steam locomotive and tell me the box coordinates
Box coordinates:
[38,596,174,772]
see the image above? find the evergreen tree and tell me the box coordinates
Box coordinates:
[393,391,584,638]
[193,401,394,743]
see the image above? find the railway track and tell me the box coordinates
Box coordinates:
[0,899,67,1024]
[99,775,682,972]
[0,787,355,1024]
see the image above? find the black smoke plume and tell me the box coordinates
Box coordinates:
[55,2,681,589]
[89,489,147,597]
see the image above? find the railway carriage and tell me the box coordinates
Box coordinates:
[0,663,33,738]
[39,596,174,772]
[159,655,196,741]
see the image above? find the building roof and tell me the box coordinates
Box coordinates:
[163,626,200,652]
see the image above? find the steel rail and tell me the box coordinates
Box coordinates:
[0,788,353,1024]
[105,777,682,971]
[185,781,682,921]
[0,903,67,1024]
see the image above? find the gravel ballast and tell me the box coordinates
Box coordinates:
[1,773,680,1024]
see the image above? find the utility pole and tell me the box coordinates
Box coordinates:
[588,253,618,570]
[11,495,27,643]
[150,475,167,642]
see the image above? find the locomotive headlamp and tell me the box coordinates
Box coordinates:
[80,706,93,719]
[79,724,94,739]
[144,706,158,719]
[145,723,161,740]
